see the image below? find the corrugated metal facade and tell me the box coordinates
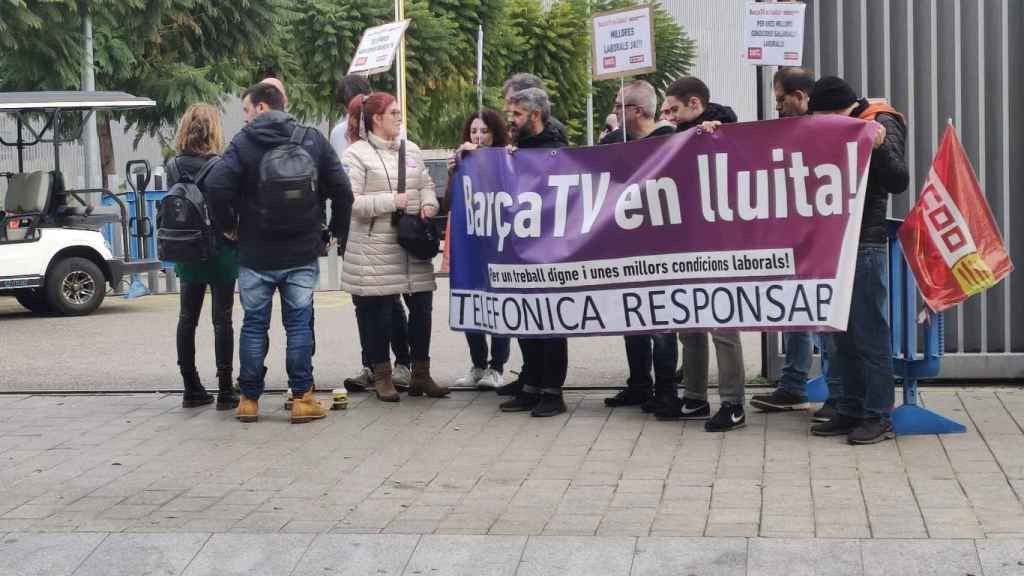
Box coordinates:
[663,0,1022,379]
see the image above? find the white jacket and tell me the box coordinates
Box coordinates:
[340,132,439,296]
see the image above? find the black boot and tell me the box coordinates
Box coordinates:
[182,371,214,408]
[216,371,239,411]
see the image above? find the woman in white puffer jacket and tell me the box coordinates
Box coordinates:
[341,92,447,402]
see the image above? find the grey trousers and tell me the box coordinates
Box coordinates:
[679,331,746,405]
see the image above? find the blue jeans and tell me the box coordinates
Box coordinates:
[779,332,812,396]
[467,333,510,372]
[831,246,895,419]
[624,333,679,392]
[237,262,319,400]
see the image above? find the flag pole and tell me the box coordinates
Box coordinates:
[396,0,408,137]
[477,24,484,118]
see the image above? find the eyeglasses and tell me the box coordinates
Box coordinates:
[612,103,639,112]
[386,110,402,118]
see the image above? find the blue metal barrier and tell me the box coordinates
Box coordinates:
[800,219,965,435]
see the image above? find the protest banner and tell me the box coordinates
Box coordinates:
[448,115,877,337]
[348,19,411,76]
[898,124,1013,312]
[743,1,806,66]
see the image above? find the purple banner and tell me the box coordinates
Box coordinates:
[449,115,876,336]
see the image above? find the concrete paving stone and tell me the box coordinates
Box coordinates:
[705,523,760,538]
[437,512,499,533]
[616,479,664,494]
[120,489,185,507]
[220,490,276,506]
[404,534,526,576]
[709,507,761,525]
[759,515,815,537]
[100,504,161,520]
[73,532,210,576]
[747,537,861,576]
[649,514,707,537]
[542,514,602,536]
[0,532,105,576]
[633,537,746,576]
[180,533,314,576]
[382,518,442,534]
[230,512,292,532]
[290,534,419,576]
[490,507,553,535]
[976,539,1024,576]
[815,524,871,538]
[609,491,661,509]
[2,504,61,520]
[517,535,634,576]
[867,515,929,539]
[161,496,220,513]
[64,496,126,512]
[72,517,134,533]
[861,539,981,576]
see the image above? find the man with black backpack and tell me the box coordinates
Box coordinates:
[206,82,354,424]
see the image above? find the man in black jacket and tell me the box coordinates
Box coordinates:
[806,76,909,444]
[205,82,354,424]
[652,76,749,432]
[663,76,739,132]
[598,81,679,414]
[499,87,571,417]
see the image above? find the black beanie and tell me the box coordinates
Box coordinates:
[808,76,858,112]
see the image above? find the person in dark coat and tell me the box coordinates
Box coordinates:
[167,103,239,410]
[205,82,354,424]
[806,76,909,445]
[498,87,571,418]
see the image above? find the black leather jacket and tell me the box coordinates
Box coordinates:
[852,98,909,245]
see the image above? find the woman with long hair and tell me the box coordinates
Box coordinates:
[448,110,513,390]
[168,103,239,410]
[340,92,447,401]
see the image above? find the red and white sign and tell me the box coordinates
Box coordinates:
[743,1,806,66]
[898,125,1014,311]
[591,5,656,80]
[348,20,410,76]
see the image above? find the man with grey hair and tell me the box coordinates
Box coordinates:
[501,73,569,144]
[499,87,570,418]
[599,81,677,413]
[599,80,675,145]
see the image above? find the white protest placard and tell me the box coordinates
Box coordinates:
[743,1,806,66]
[348,19,411,76]
[591,5,656,81]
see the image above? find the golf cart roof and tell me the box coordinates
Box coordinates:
[0,91,156,112]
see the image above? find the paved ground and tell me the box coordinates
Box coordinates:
[2,387,1024,574]
[0,281,763,392]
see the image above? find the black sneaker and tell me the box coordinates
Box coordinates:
[500,393,539,412]
[655,397,711,421]
[604,387,652,407]
[812,404,837,423]
[848,418,895,445]
[531,394,567,417]
[496,373,523,397]
[750,389,810,412]
[704,403,746,432]
[641,390,677,414]
[810,414,860,436]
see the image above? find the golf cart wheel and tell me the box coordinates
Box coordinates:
[15,289,52,315]
[45,257,106,316]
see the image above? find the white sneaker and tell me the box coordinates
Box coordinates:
[455,367,485,387]
[476,368,503,390]
[393,364,412,389]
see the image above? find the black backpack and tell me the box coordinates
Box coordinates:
[255,125,320,237]
[157,156,220,263]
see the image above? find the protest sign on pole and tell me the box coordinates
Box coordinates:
[591,5,656,80]
[448,116,877,337]
[347,19,411,76]
[743,1,806,66]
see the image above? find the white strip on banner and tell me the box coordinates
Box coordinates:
[487,249,795,289]
[451,279,839,336]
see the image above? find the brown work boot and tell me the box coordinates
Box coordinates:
[409,360,449,398]
[373,362,400,402]
[236,395,259,422]
[290,388,327,424]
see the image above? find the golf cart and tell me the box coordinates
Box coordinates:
[0,91,161,315]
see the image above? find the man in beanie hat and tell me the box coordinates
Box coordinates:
[807,76,909,444]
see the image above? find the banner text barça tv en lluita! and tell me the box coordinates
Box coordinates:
[448,115,876,337]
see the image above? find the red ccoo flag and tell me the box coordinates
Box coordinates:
[897,124,1013,312]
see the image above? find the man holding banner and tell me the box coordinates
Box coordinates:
[498,87,572,418]
[807,76,909,444]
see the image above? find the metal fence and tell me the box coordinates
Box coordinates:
[751,0,1023,379]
